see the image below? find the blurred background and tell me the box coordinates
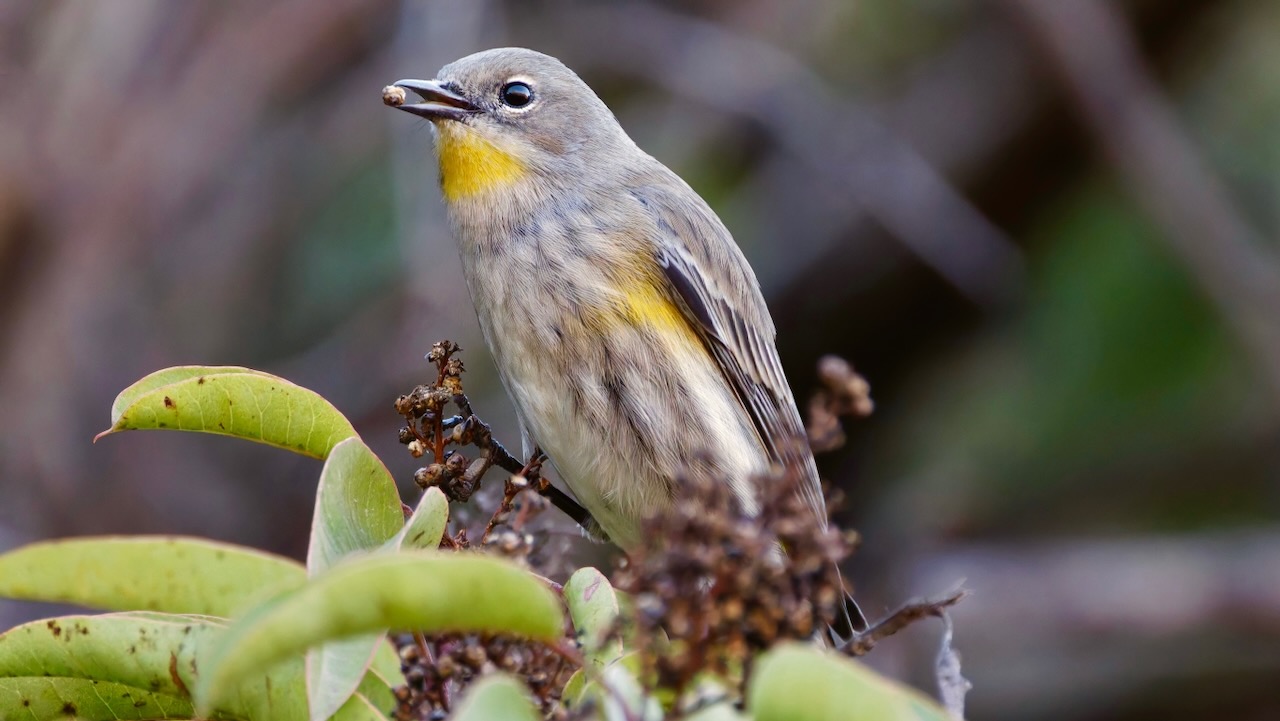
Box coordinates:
[2,1,1279,718]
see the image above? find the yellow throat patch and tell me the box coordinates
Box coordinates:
[435,123,525,200]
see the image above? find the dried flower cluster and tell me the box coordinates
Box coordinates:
[806,354,874,453]
[392,631,577,720]
[391,342,582,720]
[388,469,579,720]
[389,507,580,720]
[396,340,592,534]
[395,341,496,505]
[387,341,958,720]
[611,471,856,700]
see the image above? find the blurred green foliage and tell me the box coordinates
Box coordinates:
[284,161,400,346]
[886,184,1261,534]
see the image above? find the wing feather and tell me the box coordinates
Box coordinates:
[632,180,827,523]
[630,173,868,634]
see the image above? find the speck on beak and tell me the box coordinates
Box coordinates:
[391,79,479,121]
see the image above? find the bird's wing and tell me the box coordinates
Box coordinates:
[630,178,827,523]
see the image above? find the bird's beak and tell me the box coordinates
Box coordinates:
[392,79,479,121]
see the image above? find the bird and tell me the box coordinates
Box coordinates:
[388,47,864,638]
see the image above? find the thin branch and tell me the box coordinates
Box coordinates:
[842,586,967,657]
[397,341,597,535]
[550,3,1026,307]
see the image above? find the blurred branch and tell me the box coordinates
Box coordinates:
[934,612,969,721]
[912,528,1280,717]
[550,4,1026,308]
[886,14,1044,179]
[0,0,394,531]
[845,586,966,657]
[715,11,1046,311]
[1007,0,1280,402]
[916,529,1280,637]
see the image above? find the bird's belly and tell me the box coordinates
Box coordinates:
[468,262,766,549]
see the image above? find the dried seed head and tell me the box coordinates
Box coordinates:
[407,439,427,458]
[444,452,468,475]
[392,631,577,721]
[450,422,468,444]
[393,394,413,415]
[382,85,407,107]
[609,470,856,698]
[413,463,445,489]
[390,342,582,719]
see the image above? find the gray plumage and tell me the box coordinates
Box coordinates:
[392,47,862,634]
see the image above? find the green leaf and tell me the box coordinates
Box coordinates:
[365,639,405,689]
[564,567,623,672]
[307,437,404,575]
[561,668,586,708]
[564,653,660,721]
[749,643,951,721]
[328,642,398,721]
[304,437,407,721]
[96,367,357,459]
[332,691,393,721]
[198,551,565,712]
[106,367,275,422]
[563,652,647,713]
[449,675,541,721]
[597,661,663,721]
[388,487,449,551]
[315,490,435,718]
[352,671,396,718]
[0,536,304,616]
[0,613,310,721]
[306,637,384,721]
[0,678,200,720]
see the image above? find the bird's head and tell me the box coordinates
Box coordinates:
[390,47,630,202]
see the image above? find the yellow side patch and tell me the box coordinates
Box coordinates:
[435,123,526,200]
[590,267,704,351]
[620,282,695,339]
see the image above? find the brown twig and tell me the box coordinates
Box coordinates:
[842,586,967,657]
[397,340,597,535]
[480,472,531,544]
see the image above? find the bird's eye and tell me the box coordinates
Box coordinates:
[500,82,533,108]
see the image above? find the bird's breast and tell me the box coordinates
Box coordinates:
[448,203,767,549]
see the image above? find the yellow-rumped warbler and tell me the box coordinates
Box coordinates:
[389,47,864,637]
